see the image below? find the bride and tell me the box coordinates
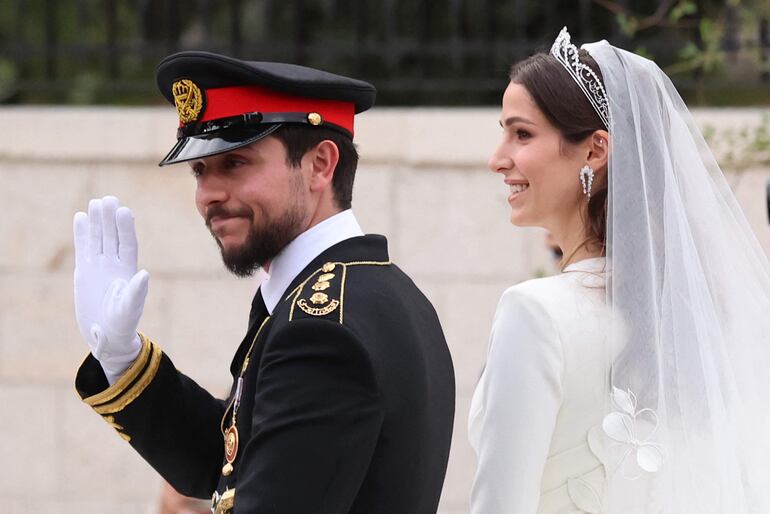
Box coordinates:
[469,27,770,513]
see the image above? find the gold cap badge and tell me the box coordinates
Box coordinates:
[172,79,204,124]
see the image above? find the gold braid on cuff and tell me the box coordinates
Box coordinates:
[82,333,162,415]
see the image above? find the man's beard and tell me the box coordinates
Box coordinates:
[206,194,306,278]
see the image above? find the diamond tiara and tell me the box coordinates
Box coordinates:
[550,27,610,130]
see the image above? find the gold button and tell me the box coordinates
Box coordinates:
[307,112,323,126]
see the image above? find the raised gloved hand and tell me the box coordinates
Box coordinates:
[73,196,149,384]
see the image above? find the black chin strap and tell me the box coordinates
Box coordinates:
[177,111,351,139]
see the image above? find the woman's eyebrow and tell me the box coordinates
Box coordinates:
[499,115,536,128]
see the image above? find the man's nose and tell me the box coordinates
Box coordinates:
[195,173,229,215]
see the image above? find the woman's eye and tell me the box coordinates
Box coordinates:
[516,129,531,140]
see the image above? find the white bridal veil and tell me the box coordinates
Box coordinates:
[581,38,770,512]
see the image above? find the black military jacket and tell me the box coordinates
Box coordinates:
[76,235,455,514]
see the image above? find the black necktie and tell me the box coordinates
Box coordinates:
[229,289,269,377]
[248,288,268,331]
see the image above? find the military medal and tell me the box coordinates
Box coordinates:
[222,377,244,476]
[222,424,238,476]
[220,317,271,477]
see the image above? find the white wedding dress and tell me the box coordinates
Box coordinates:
[469,258,617,514]
[470,27,770,514]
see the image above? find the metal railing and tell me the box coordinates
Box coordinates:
[0,0,767,105]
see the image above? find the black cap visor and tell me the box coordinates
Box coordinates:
[158,124,282,166]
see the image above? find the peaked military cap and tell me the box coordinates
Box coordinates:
[155,51,377,166]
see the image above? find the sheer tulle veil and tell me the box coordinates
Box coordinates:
[576,36,770,513]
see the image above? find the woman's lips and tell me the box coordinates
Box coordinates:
[508,183,530,203]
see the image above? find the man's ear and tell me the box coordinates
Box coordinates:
[586,129,609,173]
[307,140,340,193]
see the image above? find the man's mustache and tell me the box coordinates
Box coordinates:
[205,205,254,228]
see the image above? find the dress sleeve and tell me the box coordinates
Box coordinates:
[470,287,564,514]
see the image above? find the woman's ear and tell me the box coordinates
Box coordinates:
[587,129,609,173]
[307,140,340,193]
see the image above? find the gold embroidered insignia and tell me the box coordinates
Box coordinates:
[172,79,204,123]
[297,298,340,316]
[292,264,346,319]
[310,292,329,305]
[312,281,330,291]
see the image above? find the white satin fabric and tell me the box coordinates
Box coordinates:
[470,258,616,514]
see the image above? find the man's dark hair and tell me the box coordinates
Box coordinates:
[272,125,359,210]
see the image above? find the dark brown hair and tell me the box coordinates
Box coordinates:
[509,50,608,254]
[272,125,359,210]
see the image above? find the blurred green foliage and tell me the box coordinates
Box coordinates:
[702,114,770,172]
[0,57,18,101]
[0,0,768,105]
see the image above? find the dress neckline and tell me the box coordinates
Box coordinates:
[562,256,607,272]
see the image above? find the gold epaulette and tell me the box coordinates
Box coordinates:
[286,260,391,324]
[80,333,162,441]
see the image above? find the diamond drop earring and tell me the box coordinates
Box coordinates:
[580,165,594,199]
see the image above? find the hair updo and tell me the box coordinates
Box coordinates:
[509,49,608,254]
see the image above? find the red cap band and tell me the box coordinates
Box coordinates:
[195,85,356,135]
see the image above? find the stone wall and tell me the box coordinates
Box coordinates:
[1,106,769,513]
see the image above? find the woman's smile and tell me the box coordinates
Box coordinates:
[506,181,530,203]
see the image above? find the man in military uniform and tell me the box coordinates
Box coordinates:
[72,52,455,513]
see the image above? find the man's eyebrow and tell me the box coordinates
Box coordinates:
[228,147,258,158]
[499,116,535,128]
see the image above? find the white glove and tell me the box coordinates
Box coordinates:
[74,196,149,384]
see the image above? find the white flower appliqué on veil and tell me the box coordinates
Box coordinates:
[602,387,665,480]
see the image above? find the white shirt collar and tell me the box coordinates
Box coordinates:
[260,209,364,314]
